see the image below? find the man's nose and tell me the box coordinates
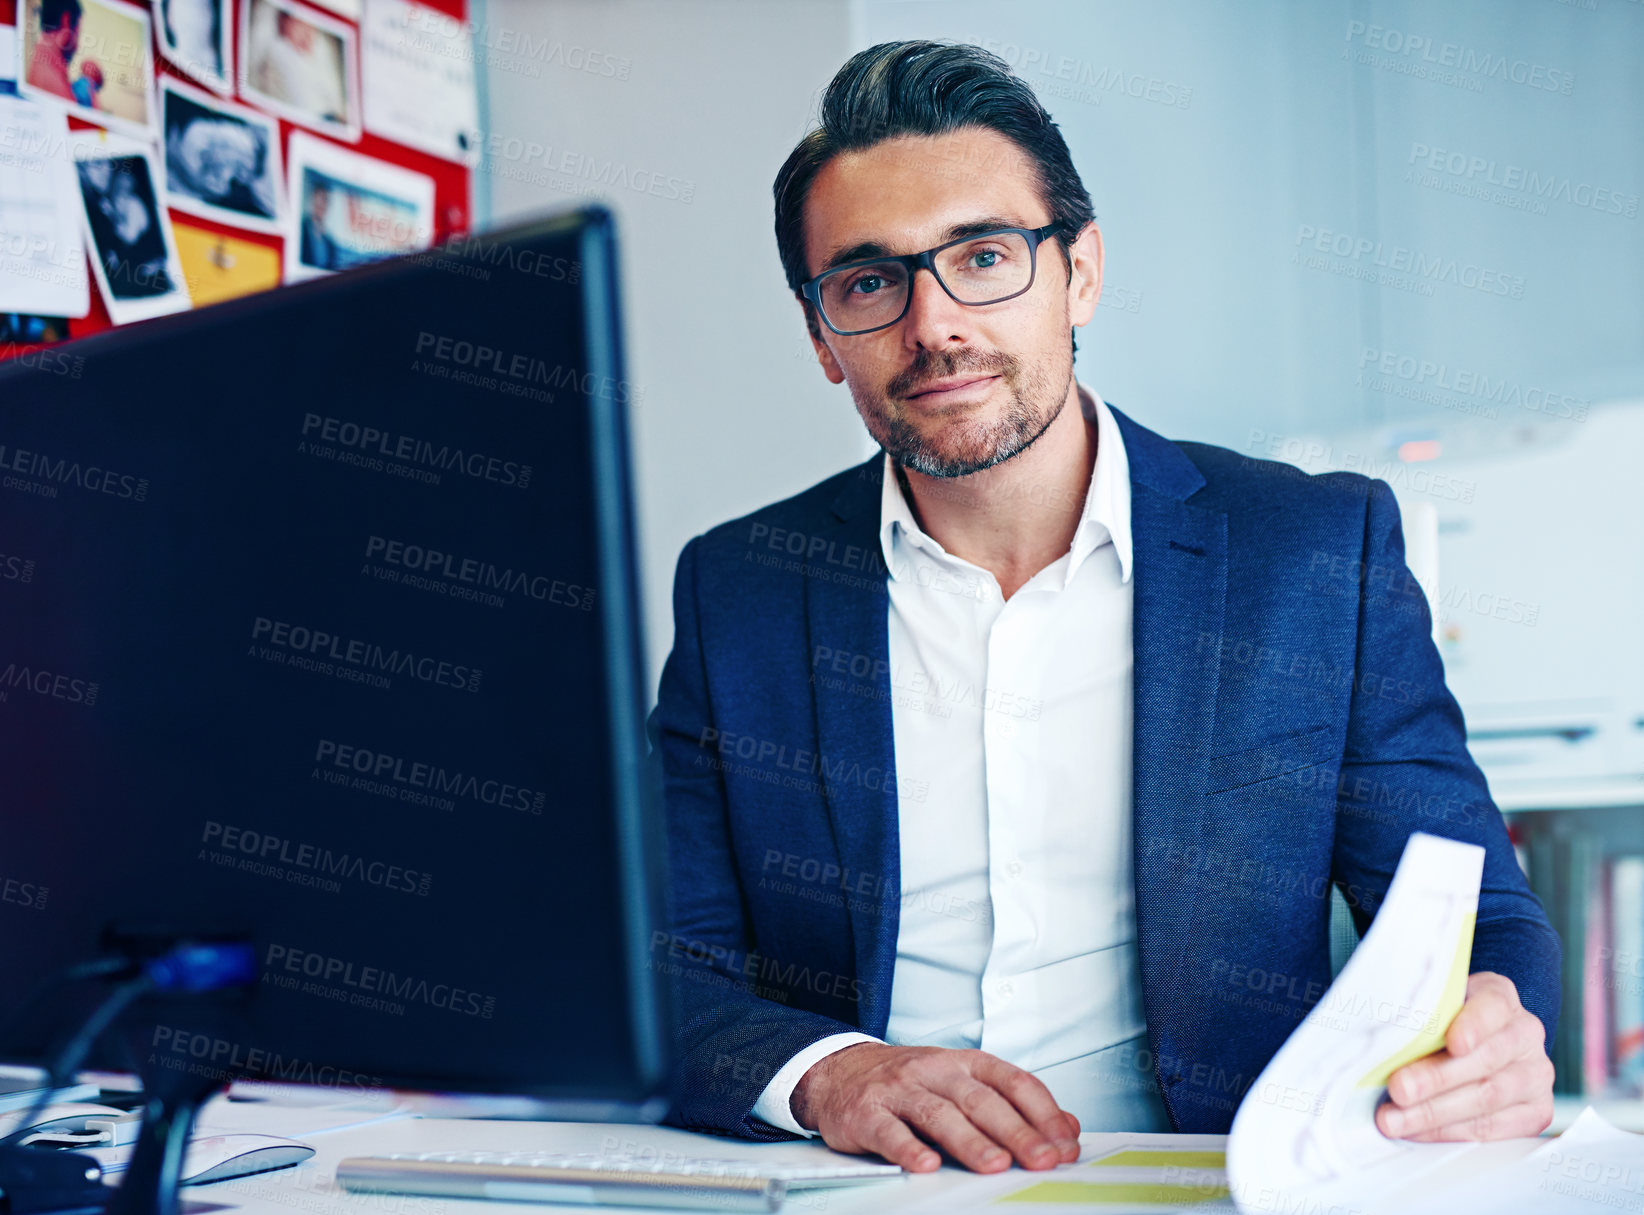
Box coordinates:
[901,265,973,349]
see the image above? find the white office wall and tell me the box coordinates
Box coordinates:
[479,0,871,695]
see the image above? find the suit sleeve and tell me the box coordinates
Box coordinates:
[648,536,876,1139]
[1331,479,1561,1054]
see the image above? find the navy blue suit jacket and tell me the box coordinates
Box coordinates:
[646,405,1560,1139]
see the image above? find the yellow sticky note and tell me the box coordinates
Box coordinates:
[172,223,282,307]
[1001,1181,1231,1205]
[1091,1149,1226,1170]
[1357,911,1476,1088]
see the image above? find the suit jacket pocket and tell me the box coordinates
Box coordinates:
[1203,724,1337,795]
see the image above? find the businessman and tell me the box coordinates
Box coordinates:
[648,40,1560,1175]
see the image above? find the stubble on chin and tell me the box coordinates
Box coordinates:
[857,365,1065,480]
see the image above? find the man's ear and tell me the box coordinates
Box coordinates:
[1066,221,1104,330]
[798,294,846,385]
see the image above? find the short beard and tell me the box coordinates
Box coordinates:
[859,347,1068,479]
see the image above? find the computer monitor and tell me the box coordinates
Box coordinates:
[0,207,669,1134]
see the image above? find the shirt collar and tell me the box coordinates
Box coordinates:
[878,381,1133,586]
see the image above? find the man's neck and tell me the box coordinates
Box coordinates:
[897,379,1097,600]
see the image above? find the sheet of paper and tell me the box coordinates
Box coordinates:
[1388,1107,1644,1215]
[0,97,90,316]
[1226,832,1484,1212]
[195,1098,411,1139]
[361,0,479,165]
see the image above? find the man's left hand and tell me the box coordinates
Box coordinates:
[1375,971,1555,1141]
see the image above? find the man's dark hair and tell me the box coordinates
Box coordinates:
[40,0,83,31]
[773,40,1096,339]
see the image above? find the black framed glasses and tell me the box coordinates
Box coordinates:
[800,222,1064,337]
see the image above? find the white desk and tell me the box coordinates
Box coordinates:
[185,1109,1236,1215]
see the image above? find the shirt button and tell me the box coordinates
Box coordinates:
[1005,861,1023,878]
[997,981,1015,998]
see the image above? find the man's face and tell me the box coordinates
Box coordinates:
[801,126,1102,478]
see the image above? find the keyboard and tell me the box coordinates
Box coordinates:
[336,1149,905,1211]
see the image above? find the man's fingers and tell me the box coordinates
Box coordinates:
[1395,1099,1554,1143]
[1444,978,1517,1057]
[902,1094,1014,1173]
[807,1046,1082,1176]
[949,1079,1063,1169]
[850,1114,941,1173]
[1387,1013,1544,1107]
[969,1053,1080,1157]
[1378,1053,1554,1139]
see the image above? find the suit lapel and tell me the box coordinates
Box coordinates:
[805,456,899,1035]
[1112,408,1228,1039]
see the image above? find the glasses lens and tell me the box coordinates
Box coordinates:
[814,232,1040,333]
[819,260,910,333]
[935,231,1034,303]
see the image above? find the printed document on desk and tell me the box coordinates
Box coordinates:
[896,1133,1235,1213]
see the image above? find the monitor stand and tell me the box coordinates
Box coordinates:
[105,1057,222,1215]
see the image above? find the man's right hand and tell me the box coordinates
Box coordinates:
[789,1043,1081,1173]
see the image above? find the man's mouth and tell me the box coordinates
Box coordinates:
[904,374,1001,402]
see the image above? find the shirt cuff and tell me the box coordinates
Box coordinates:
[750,1032,883,1137]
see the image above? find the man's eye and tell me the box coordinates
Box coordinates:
[850,275,886,295]
[971,251,999,269]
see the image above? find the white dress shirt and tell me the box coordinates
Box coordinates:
[751,384,1172,1136]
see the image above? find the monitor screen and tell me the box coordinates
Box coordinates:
[0,207,668,1114]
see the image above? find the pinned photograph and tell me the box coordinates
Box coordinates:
[284,130,433,283]
[161,76,283,233]
[155,0,230,96]
[240,0,360,142]
[19,0,156,137]
[71,130,191,323]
